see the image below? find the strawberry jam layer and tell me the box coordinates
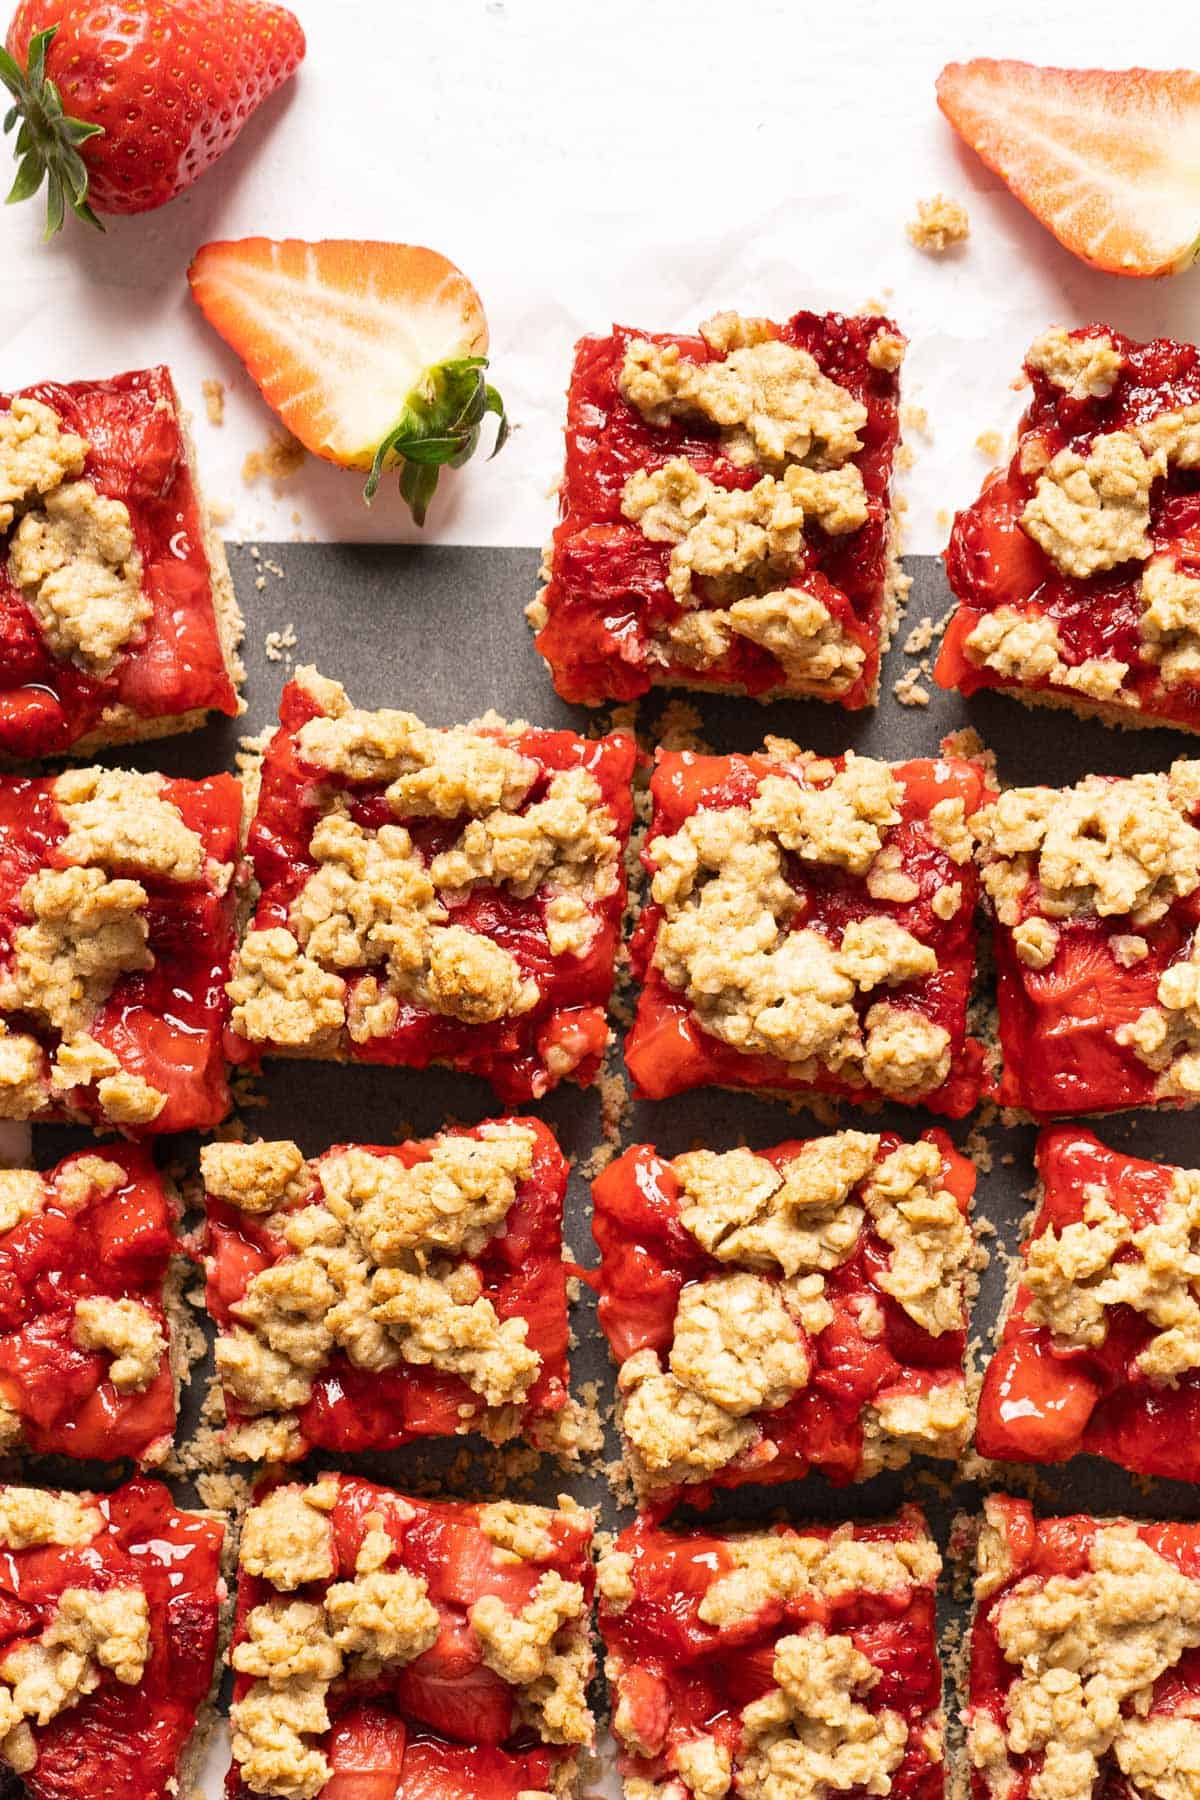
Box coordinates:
[230,675,636,1103]
[978,1128,1200,1480]
[594,1132,974,1498]
[228,1476,593,1798]
[600,1509,943,1800]
[0,768,242,1132]
[535,313,902,706]
[205,1120,571,1456]
[0,1147,176,1463]
[968,1496,1200,1800]
[993,900,1200,1117]
[936,327,1200,728]
[0,368,239,758]
[626,747,989,1113]
[1,1476,224,1800]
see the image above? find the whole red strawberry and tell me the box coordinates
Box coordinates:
[1,0,304,233]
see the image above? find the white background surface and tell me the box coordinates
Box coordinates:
[2,0,1199,556]
[2,4,1198,1794]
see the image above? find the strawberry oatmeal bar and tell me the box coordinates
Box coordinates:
[0,1147,183,1466]
[964,1495,1200,1800]
[974,759,1200,1115]
[530,309,906,706]
[937,325,1200,732]
[598,1507,944,1800]
[226,1474,595,1799]
[202,1118,575,1464]
[978,1127,1200,1481]
[0,367,243,758]
[593,1129,976,1502]
[0,1477,224,1797]
[625,741,989,1113]
[225,668,636,1103]
[0,762,243,1132]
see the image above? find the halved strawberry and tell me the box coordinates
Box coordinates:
[323,1704,406,1799]
[187,237,507,523]
[936,59,1200,277]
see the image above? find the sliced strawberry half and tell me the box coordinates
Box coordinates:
[187,237,507,523]
[936,59,1200,277]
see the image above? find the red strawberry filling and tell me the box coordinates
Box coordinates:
[0,368,240,756]
[937,328,1200,728]
[599,1511,944,1800]
[625,747,989,1113]
[593,1131,974,1500]
[535,314,902,706]
[978,1128,1200,1480]
[0,1477,224,1800]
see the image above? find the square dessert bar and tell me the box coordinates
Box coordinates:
[978,1126,1200,1481]
[0,1147,181,1466]
[226,667,636,1103]
[626,741,989,1113]
[227,1475,595,1800]
[0,763,243,1132]
[974,759,1200,1115]
[598,1507,944,1800]
[0,1477,224,1798]
[964,1495,1200,1800]
[937,325,1200,733]
[530,309,906,706]
[202,1118,575,1464]
[0,366,243,758]
[593,1129,976,1502]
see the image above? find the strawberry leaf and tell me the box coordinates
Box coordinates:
[0,27,104,236]
[364,355,509,524]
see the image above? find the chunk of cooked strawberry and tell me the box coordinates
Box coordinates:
[323,1704,407,1799]
[394,1653,515,1748]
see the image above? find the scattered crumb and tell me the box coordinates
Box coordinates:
[903,616,935,656]
[936,508,952,534]
[894,661,931,706]
[901,403,932,442]
[975,428,1004,460]
[207,498,233,529]
[242,431,306,488]
[896,443,915,472]
[201,378,225,427]
[906,193,970,255]
[264,623,298,664]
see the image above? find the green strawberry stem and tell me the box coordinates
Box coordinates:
[365,355,509,525]
[0,26,105,237]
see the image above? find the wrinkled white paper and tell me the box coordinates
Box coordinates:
[1,0,1197,562]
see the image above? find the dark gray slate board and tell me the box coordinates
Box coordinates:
[21,543,1200,1776]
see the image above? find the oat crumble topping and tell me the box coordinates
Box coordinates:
[471,1569,593,1745]
[0,1489,101,1550]
[1020,431,1163,580]
[619,322,867,471]
[71,1295,164,1392]
[9,481,149,674]
[964,608,1130,705]
[1137,403,1200,470]
[0,865,152,1036]
[1026,328,1124,401]
[698,1527,941,1631]
[1139,555,1200,688]
[736,1628,907,1800]
[0,397,87,532]
[53,767,209,883]
[0,1583,149,1774]
[973,766,1200,929]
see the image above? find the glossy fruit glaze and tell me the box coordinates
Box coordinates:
[593,1131,974,1500]
[228,675,636,1102]
[978,1128,1200,1479]
[936,327,1200,727]
[0,767,242,1132]
[626,746,990,1112]
[0,368,240,757]
[968,1496,1200,1800]
[227,1474,593,1798]
[205,1118,571,1455]
[600,1508,943,1800]
[0,1146,175,1462]
[0,1476,224,1800]
[534,312,902,705]
[989,810,1200,1116]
